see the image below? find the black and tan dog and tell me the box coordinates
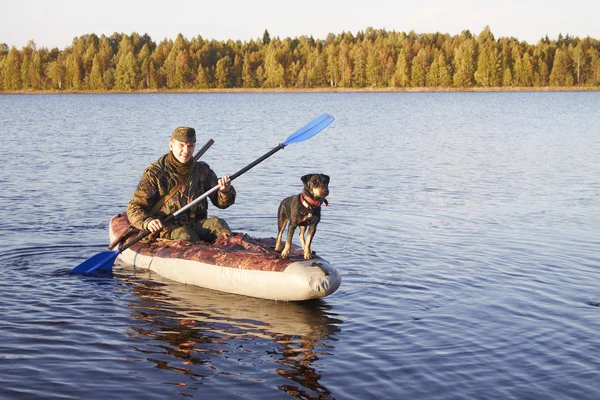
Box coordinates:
[275,174,330,259]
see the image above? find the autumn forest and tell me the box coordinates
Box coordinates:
[1,26,599,92]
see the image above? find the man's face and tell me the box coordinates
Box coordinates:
[170,139,195,164]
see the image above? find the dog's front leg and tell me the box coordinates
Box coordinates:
[298,225,307,249]
[303,224,317,259]
[281,224,297,259]
[275,219,288,252]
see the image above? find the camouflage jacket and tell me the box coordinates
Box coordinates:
[126,153,236,230]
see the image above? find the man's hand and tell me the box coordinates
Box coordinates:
[147,219,164,232]
[218,175,231,192]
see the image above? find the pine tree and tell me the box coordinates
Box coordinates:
[89,54,103,90]
[232,53,243,87]
[326,44,340,87]
[97,36,113,73]
[549,47,573,86]
[477,25,495,44]
[20,51,32,89]
[521,53,534,86]
[366,43,379,86]
[3,47,21,90]
[66,53,83,90]
[174,50,190,88]
[309,48,327,87]
[502,67,513,86]
[474,42,499,87]
[262,30,271,45]
[426,52,451,87]
[338,42,352,87]
[453,38,476,87]
[255,64,265,87]
[149,62,158,89]
[241,54,255,88]
[264,45,284,88]
[115,51,137,90]
[533,45,551,87]
[138,43,151,89]
[82,39,97,83]
[164,50,177,89]
[392,49,410,87]
[46,58,65,90]
[215,56,232,88]
[536,59,549,87]
[29,51,42,90]
[103,67,115,89]
[195,65,209,88]
[411,48,428,87]
[351,44,366,87]
[572,42,586,85]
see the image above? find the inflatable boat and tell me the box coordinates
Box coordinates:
[109,214,341,301]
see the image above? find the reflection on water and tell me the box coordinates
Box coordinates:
[117,262,342,398]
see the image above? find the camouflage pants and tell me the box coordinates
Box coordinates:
[161,216,232,243]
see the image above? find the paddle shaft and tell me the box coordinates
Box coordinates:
[117,143,286,254]
[194,138,215,162]
[175,143,286,215]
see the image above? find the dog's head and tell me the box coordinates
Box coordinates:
[301,174,330,199]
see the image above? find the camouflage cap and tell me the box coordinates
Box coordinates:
[171,127,196,143]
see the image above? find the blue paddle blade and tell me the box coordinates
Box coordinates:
[282,113,335,146]
[69,250,119,275]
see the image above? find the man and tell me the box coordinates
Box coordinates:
[126,126,236,243]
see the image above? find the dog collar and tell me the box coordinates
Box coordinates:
[300,193,328,208]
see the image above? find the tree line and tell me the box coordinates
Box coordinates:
[1,26,599,92]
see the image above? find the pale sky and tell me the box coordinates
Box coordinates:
[1,0,598,49]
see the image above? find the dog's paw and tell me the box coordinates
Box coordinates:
[303,251,314,260]
[281,248,291,259]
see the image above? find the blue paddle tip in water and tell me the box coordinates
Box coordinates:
[69,250,119,275]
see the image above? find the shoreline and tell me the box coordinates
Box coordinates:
[1,86,599,94]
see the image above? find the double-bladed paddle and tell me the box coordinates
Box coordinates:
[69,113,335,275]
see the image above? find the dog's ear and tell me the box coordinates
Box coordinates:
[301,174,312,186]
[320,174,330,186]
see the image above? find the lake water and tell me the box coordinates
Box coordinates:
[0,92,599,399]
